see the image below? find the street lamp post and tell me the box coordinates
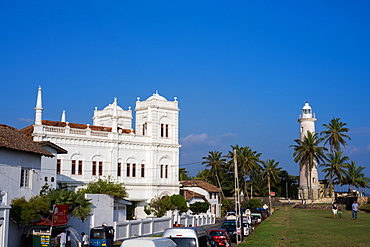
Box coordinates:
[286,181,289,198]
[240,191,244,242]
[233,149,242,245]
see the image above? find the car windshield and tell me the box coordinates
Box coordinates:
[210,231,225,236]
[221,222,236,229]
[90,230,106,239]
[170,238,196,247]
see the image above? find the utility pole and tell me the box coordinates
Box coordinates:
[234,149,243,244]
[286,181,288,199]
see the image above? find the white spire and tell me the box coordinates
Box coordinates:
[34,86,43,125]
[113,98,118,117]
[61,110,66,122]
[112,97,118,133]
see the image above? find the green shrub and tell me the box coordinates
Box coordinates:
[247,198,262,209]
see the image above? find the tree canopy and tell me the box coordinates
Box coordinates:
[10,188,92,229]
[78,175,128,199]
[321,117,351,153]
[144,194,189,217]
[202,151,226,198]
[290,131,327,199]
[189,202,209,214]
[10,195,49,227]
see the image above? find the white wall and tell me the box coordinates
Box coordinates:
[40,145,59,191]
[0,149,46,247]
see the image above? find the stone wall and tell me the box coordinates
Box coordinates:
[294,204,336,210]
[293,196,369,211]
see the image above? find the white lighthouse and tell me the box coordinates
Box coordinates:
[298,102,320,200]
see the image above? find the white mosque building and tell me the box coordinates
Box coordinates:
[22,87,181,219]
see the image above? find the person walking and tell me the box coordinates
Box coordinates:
[57,231,67,247]
[66,231,71,247]
[332,201,338,218]
[338,209,343,219]
[81,232,89,247]
[352,200,359,220]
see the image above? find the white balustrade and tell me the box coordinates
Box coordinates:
[114,214,215,241]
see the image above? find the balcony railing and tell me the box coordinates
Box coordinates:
[43,125,109,138]
[299,113,316,119]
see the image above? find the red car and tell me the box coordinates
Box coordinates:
[208,229,231,246]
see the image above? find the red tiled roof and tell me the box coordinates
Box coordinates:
[20,124,34,137]
[180,189,210,205]
[181,180,220,193]
[0,124,53,157]
[33,218,52,226]
[42,120,113,132]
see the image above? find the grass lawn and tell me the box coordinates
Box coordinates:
[238,206,370,247]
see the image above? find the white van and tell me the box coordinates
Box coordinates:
[120,237,177,247]
[162,227,211,247]
[251,213,262,223]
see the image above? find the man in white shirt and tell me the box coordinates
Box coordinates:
[81,232,89,247]
[57,231,67,247]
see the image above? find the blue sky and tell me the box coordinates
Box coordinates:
[1,1,370,181]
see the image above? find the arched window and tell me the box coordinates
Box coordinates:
[142,123,147,135]
[117,162,122,177]
[160,116,170,138]
[141,164,145,178]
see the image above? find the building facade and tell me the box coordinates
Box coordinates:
[0,124,56,247]
[180,180,221,217]
[297,102,320,200]
[22,87,181,219]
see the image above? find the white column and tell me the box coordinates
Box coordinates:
[34,86,43,125]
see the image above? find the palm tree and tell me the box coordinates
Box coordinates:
[248,170,267,197]
[194,169,210,182]
[342,161,370,191]
[320,151,349,197]
[262,159,281,214]
[290,131,327,199]
[202,151,226,198]
[233,146,261,199]
[46,189,92,222]
[321,118,351,153]
[179,168,191,180]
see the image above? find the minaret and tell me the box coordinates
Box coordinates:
[61,110,66,122]
[298,102,320,200]
[112,97,118,133]
[34,86,43,125]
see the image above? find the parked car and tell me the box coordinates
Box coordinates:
[225,211,236,221]
[252,208,269,220]
[250,215,259,227]
[251,213,262,223]
[162,227,211,247]
[220,221,237,243]
[120,237,177,247]
[208,229,231,246]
